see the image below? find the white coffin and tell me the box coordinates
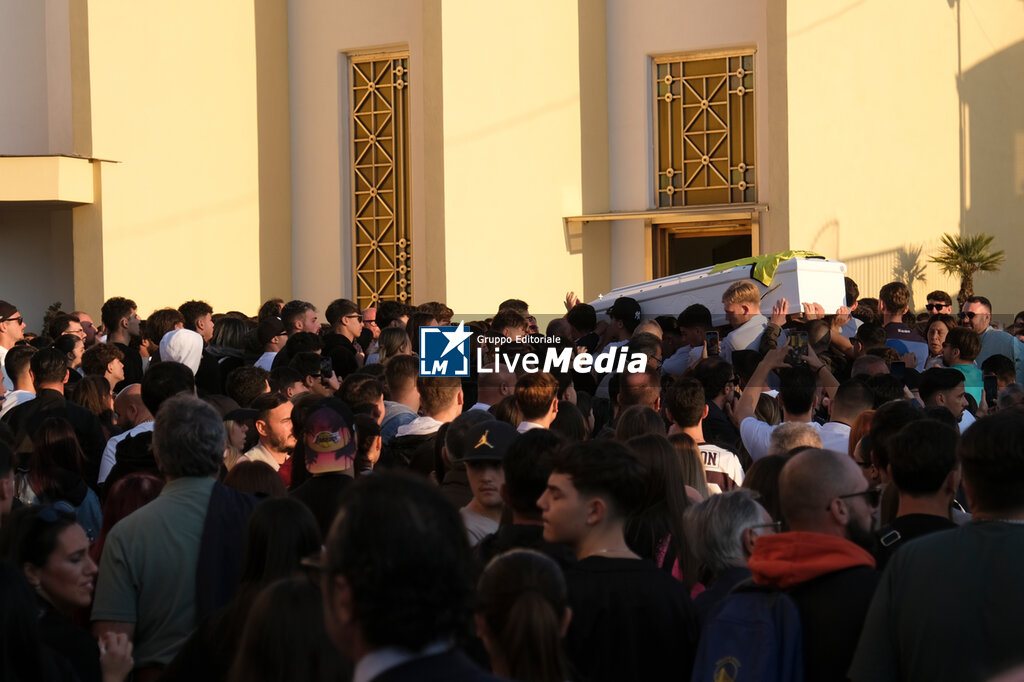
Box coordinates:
[589,257,848,327]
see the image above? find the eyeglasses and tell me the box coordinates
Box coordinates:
[344,314,362,322]
[38,501,76,523]
[831,487,883,509]
[958,312,977,320]
[364,319,377,326]
[925,304,948,312]
[2,316,24,325]
[748,521,782,534]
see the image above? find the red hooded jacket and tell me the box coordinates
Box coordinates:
[749,531,876,590]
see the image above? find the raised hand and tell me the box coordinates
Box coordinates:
[770,298,790,327]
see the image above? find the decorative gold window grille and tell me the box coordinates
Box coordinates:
[654,53,755,207]
[350,52,411,307]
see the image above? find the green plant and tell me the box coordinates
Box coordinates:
[929,233,1005,310]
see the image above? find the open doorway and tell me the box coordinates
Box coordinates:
[652,220,754,278]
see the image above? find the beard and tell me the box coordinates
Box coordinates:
[845,513,878,552]
[267,431,294,453]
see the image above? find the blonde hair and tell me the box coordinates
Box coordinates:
[223,420,246,471]
[722,280,761,307]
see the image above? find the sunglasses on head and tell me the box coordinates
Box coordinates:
[38,501,76,523]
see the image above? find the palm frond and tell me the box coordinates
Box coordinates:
[928,232,1005,275]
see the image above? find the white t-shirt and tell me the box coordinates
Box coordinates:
[662,345,704,376]
[740,417,823,462]
[721,315,768,363]
[697,442,745,495]
[958,409,976,434]
[0,346,11,392]
[98,421,155,483]
[254,351,277,372]
[242,442,282,471]
[819,421,852,456]
[0,389,34,419]
[460,507,499,547]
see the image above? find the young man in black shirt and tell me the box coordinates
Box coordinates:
[538,439,696,682]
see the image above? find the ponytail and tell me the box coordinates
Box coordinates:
[477,550,571,682]
[493,590,569,682]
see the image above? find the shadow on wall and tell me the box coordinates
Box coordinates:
[961,38,1024,315]
[843,241,959,314]
[808,218,839,258]
[891,245,927,313]
[843,246,902,306]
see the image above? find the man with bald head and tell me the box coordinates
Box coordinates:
[469,366,515,412]
[98,384,155,485]
[748,448,879,682]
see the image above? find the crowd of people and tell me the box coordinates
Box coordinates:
[0,276,1023,682]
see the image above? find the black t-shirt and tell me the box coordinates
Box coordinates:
[475,523,577,571]
[289,472,354,539]
[873,513,957,570]
[564,556,697,682]
[38,600,102,682]
[113,342,144,392]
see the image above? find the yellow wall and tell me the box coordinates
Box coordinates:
[255,0,293,303]
[77,1,271,318]
[0,0,49,153]
[957,0,1024,319]
[288,0,444,310]
[787,0,1024,316]
[440,0,598,315]
[602,0,785,290]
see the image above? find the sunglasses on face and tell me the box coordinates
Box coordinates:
[831,487,883,509]
[958,312,977,321]
[925,304,948,312]
[2,316,24,325]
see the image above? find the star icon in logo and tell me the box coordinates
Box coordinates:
[439,320,473,358]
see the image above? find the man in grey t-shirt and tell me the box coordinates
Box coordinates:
[458,421,518,546]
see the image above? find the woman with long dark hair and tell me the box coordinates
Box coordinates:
[0,506,133,682]
[54,333,85,386]
[69,375,117,440]
[476,549,572,682]
[625,433,696,587]
[227,577,351,682]
[17,417,102,542]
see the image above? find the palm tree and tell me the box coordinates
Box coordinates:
[892,245,927,312]
[929,233,1005,310]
